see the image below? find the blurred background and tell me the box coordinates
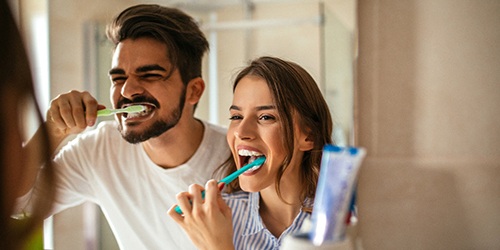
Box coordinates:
[10,0,500,249]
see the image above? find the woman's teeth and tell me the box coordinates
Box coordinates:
[238,149,264,173]
[248,164,261,172]
[238,149,263,157]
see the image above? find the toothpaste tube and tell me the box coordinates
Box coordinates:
[309,145,366,246]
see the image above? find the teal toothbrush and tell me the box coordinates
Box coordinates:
[97,105,146,117]
[174,156,266,214]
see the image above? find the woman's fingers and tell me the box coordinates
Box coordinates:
[167,204,184,223]
[175,191,193,216]
[189,183,205,213]
[168,180,234,249]
[170,180,226,219]
[203,180,219,205]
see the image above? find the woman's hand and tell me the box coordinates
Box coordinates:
[168,180,234,250]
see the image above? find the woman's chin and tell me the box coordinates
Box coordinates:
[239,182,261,193]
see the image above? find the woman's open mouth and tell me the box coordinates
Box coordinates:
[238,149,265,174]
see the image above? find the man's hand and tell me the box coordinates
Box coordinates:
[46,90,104,146]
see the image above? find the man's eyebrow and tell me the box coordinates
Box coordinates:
[109,68,125,75]
[136,64,168,73]
[108,64,168,75]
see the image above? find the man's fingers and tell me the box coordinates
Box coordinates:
[47,91,101,135]
[81,92,99,126]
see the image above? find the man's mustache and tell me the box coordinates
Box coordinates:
[117,96,160,108]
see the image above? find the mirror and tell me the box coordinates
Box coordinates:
[86,0,356,141]
[54,0,357,248]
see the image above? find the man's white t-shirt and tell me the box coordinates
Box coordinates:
[47,120,230,249]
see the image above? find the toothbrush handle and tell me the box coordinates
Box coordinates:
[175,162,256,213]
[97,109,114,117]
[174,157,265,214]
[174,183,224,214]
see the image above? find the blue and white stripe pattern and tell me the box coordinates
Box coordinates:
[223,191,312,250]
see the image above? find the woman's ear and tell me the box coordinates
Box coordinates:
[298,130,315,152]
[186,77,205,105]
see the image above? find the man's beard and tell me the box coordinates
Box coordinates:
[119,88,186,144]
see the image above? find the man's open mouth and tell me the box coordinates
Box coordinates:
[122,103,155,119]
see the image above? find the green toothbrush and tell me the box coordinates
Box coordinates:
[97,105,146,117]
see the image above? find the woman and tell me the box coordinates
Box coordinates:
[0,1,56,249]
[169,56,332,249]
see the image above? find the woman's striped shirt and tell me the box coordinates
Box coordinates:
[222,191,312,250]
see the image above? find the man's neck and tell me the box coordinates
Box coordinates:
[141,118,204,168]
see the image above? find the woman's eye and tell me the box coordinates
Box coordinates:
[229,115,243,120]
[259,115,275,121]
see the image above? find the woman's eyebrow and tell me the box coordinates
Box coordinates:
[256,105,276,111]
[229,105,276,111]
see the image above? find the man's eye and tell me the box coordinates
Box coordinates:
[111,77,127,84]
[140,74,164,80]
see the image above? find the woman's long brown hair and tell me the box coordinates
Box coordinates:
[0,1,56,248]
[219,56,333,208]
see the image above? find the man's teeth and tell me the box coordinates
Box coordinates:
[127,112,145,118]
[126,108,150,118]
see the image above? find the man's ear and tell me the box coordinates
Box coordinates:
[186,77,205,105]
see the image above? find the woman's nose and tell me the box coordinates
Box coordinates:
[234,118,256,141]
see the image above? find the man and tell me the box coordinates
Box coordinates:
[19,4,230,249]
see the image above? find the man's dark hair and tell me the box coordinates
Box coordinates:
[106,4,209,85]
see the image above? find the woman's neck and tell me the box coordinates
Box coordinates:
[258,173,304,238]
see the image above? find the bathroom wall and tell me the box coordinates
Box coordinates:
[356,0,500,249]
